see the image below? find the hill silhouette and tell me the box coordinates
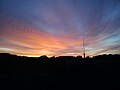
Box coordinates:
[0,53,120,89]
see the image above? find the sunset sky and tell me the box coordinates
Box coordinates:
[0,0,120,57]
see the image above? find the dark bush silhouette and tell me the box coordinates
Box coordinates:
[0,53,120,89]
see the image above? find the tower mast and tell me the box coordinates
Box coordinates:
[83,36,85,58]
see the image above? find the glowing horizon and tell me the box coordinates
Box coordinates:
[0,0,120,57]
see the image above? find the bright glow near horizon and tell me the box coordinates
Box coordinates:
[0,0,120,57]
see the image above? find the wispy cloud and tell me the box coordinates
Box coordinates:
[0,0,120,56]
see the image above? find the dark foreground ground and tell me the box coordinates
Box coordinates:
[0,53,120,89]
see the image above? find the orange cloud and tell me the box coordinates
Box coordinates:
[0,17,84,57]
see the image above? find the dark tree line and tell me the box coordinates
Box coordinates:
[0,53,120,89]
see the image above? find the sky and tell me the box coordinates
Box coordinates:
[0,0,120,57]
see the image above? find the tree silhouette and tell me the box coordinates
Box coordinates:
[0,53,120,89]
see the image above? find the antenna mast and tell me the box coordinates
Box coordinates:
[83,36,85,58]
